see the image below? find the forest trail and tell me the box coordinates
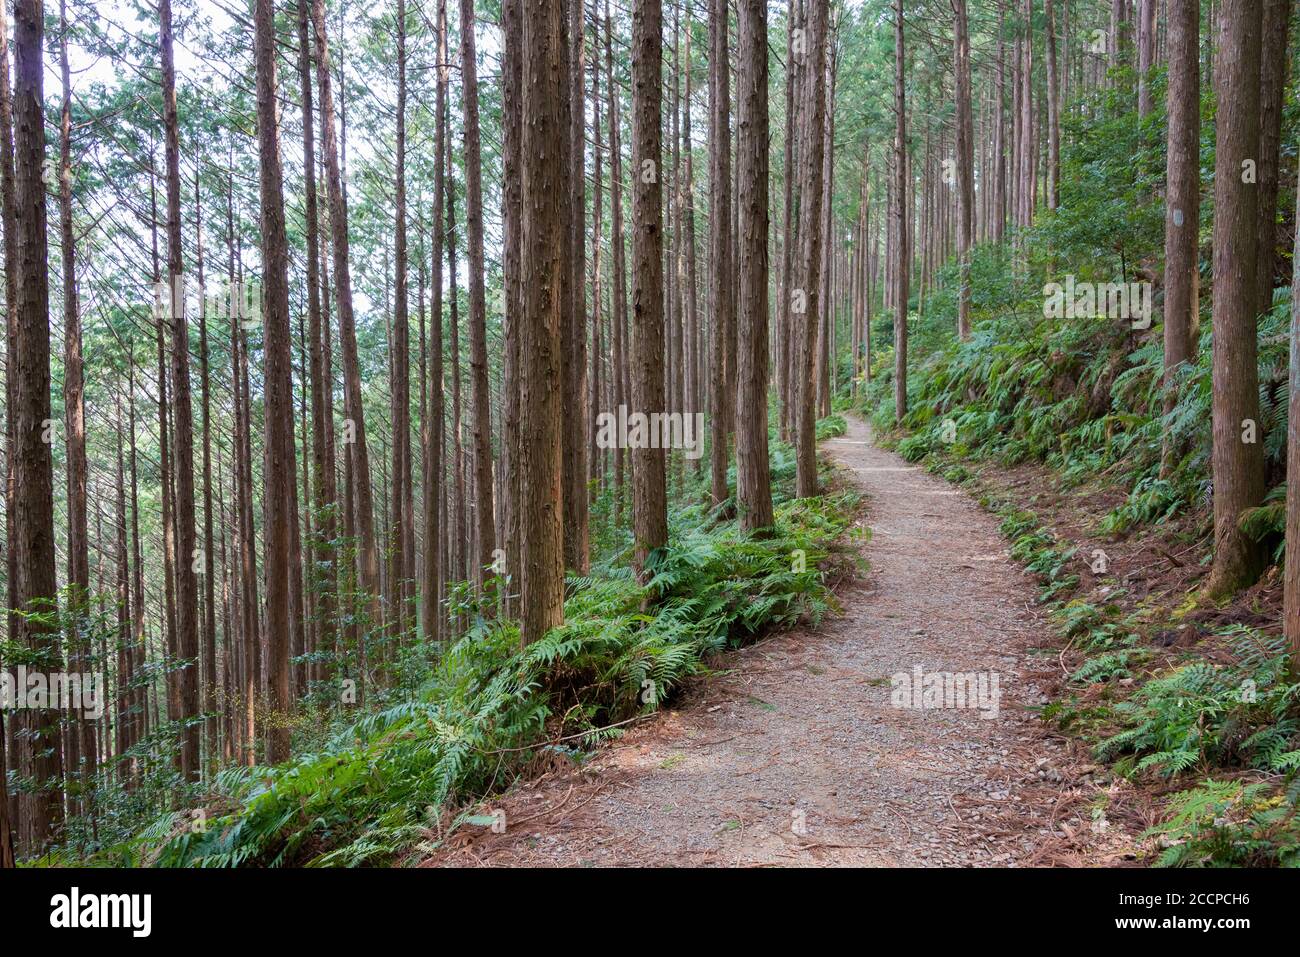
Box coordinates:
[424,415,1112,867]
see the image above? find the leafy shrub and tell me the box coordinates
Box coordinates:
[113,491,860,867]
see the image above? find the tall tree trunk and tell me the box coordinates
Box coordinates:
[461,0,497,590]
[590,15,606,502]
[160,0,201,782]
[425,0,449,643]
[954,0,975,339]
[563,0,590,571]
[1137,0,1157,116]
[708,0,733,508]
[1045,0,1061,209]
[1254,0,1290,320]
[605,3,628,526]
[113,396,133,782]
[1284,160,1300,680]
[778,1,797,442]
[447,103,466,606]
[519,0,567,643]
[390,0,413,640]
[1206,0,1265,597]
[1161,0,1199,475]
[1017,0,1033,229]
[0,0,18,852]
[993,0,1007,241]
[892,0,909,423]
[299,0,336,676]
[195,171,217,768]
[58,0,95,799]
[735,0,774,531]
[12,0,64,846]
[630,0,669,572]
[500,0,522,618]
[254,0,298,763]
[312,0,382,641]
[793,0,828,498]
[680,6,700,460]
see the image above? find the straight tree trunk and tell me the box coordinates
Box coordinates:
[426,0,450,641]
[993,0,1007,241]
[1254,0,1290,320]
[590,29,605,501]
[1,3,18,847]
[500,0,522,617]
[299,0,336,674]
[563,0,590,572]
[194,172,217,765]
[1206,0,1266,597]
[892,0,909,423]
[519,0,567,643]
[461,0,497,589]
[606,3,629,526]
[1161,0,1199,475]
[954,0,975,339]
[11,0,63,846]
[254,0,298,762]
[630,0,669,571]
[1284,157,1300,680]
[708,0,733,507]
[1017,0,1034,229]
[1137,0,1157,117]
[778,2,797,442]
[1045,0,1061,209]
[735,0,774,531]
[680,8,700,456]
[58,0,95,797]
[312,0,382,639]
[391,0,413,636]
[794,0,828,498]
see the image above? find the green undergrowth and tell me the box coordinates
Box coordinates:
[843,82,1300,866]
[78,424,862,868]
[888,421,1300,865]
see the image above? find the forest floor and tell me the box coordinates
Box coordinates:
[420,415,1142,867]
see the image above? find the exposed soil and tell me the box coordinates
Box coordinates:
[420,415,1139,867]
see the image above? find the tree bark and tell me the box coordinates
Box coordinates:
[312,0,382,642]
[630,0,669,571]
[461,0,497,590]
[892,0,909,423]
[954,0,975,339]
[563,0,590,572]
[605,3,628,526]
[1206,0,1266,597]
[11,0,63,845]
[1045,0,1061,209]
[794,0,828,498]
[1284,154,1300,680]
[735,0,774,531]
[1161,0,1199,475]
[58,0,95,798]
[160,0,202,781]
[390,0,413,638]
[519,0,567,643]
[1254,0,1290,321]
[1137,0,1157,117]
[708,0,733,508]
[254,0,298,763]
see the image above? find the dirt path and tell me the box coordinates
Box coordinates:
[425,415,1123,867]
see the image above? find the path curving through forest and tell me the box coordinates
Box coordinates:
[425,415,1109,867]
